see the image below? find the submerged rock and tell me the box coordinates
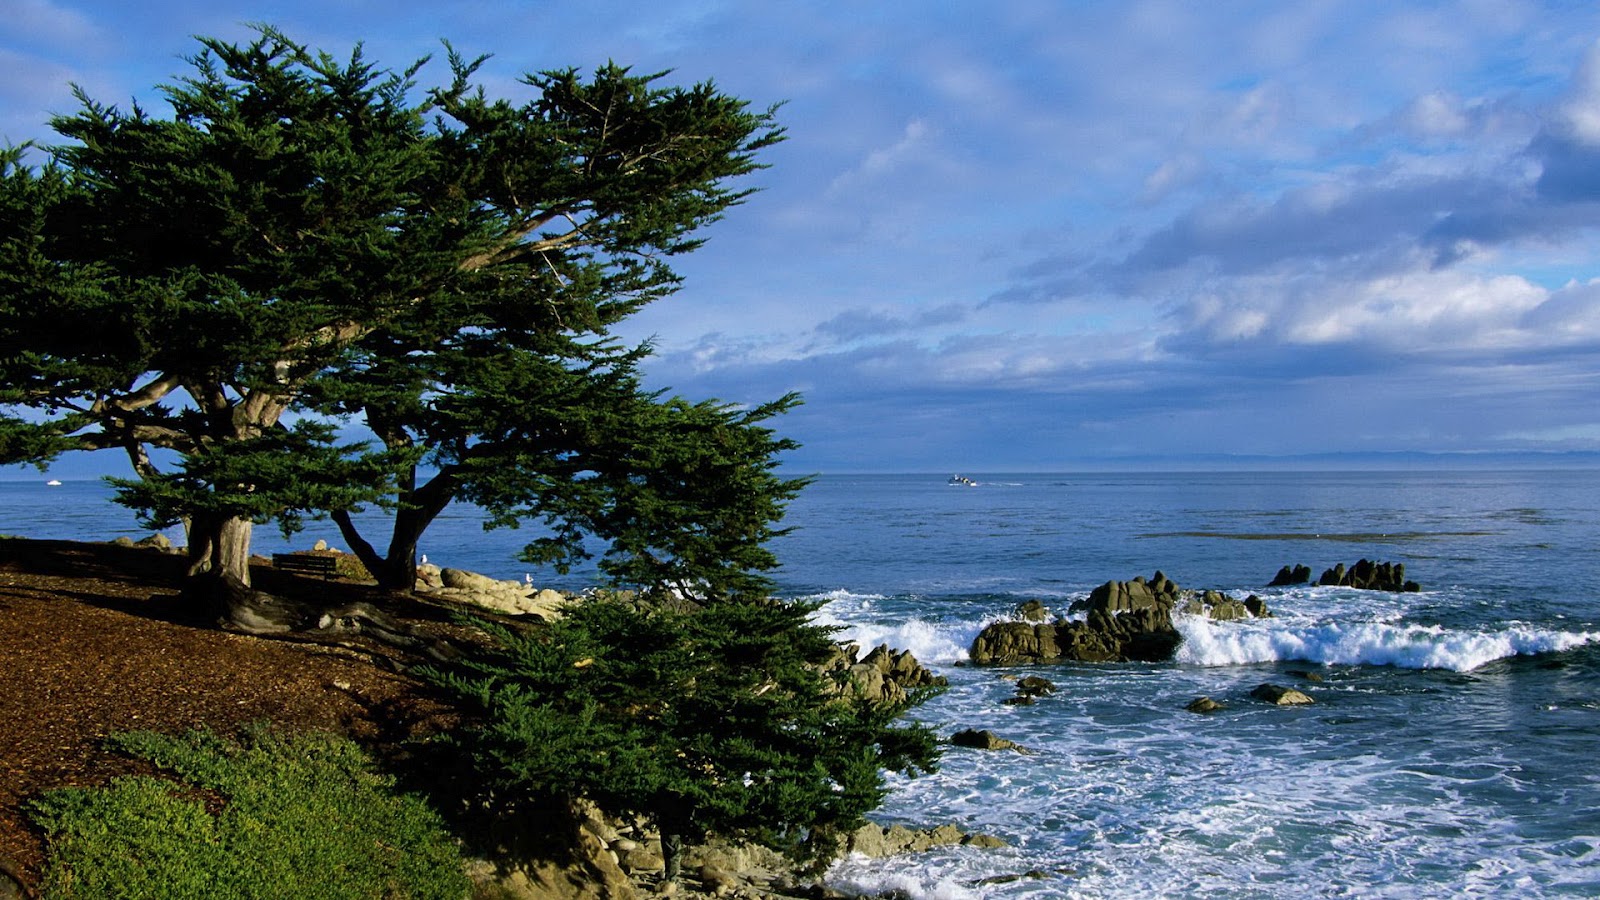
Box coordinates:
[949,728,1025,751]
[1251,683,1315,706]
[1186,696,1226,714]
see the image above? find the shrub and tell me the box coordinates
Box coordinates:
[427,596,941,863]
[27,726,468,899]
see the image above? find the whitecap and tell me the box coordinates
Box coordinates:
[1174,614,1600,672]
[805,592,989,665]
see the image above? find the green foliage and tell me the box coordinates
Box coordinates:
[550,392,813,602]
[27,727,468,899]
[106,419,411,538]
[0,26,785,584]
[427,597,940,859]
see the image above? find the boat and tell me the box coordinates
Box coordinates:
[46,479,62,486]
[947,474,978,486]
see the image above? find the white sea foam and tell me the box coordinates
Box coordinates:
[803,591,989,665]
[1174,614,1600,671]
[826,863,982,900]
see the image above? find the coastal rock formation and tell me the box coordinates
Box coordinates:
[817,642,948,706]
[1251,683,1315,706]
[1271,560,1420,592]
[840,822,1007,858]
[970,574,1272,665]
[1269,564,1313,586]
[1319,559,1420,592]
[414,563,572,619]
[950,728,1024,752]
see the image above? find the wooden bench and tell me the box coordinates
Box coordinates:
[271,553,339,579]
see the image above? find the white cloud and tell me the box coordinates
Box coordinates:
[823,118,935,197]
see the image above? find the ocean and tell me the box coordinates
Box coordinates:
[3,470,1599,898]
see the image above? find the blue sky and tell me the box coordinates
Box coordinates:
[5,1,1600,473]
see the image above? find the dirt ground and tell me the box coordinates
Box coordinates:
[0,538,465,893]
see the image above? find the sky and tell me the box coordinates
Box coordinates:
[4,0,1600,473]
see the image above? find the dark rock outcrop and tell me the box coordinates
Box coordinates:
[949,728,1024,751]
[970,572,1271,665]
[1318,559,1420,592]
[1269,564,1313,586]
[1251,683,1314,706]
[1274,560,1419,592]
[817,642,947,706]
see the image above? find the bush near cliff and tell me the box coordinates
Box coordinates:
[427,595,943,873]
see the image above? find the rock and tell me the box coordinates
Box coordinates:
[135,533,173,552]
[622,846,665,874]
[1204,591,1249,621]
[1186,696,1225,714]
[427,567,572,618]
[971,572,1276,666]
[949,728,1023,751]
[1289,670,1325,683]
[969,621,1062,665]
[1315,559,1420,592]
[1015,675,1056,697]
[1016,599,1051,622]
[1251,683,1314,706]
[842,822,1005,858]
[818,643,947,705]
[414,562,442,589]
[1269,564,1312,586]
[696,864,741,894]
[440,567,503,592]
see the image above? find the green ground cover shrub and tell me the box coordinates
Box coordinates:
[27,726,468,899]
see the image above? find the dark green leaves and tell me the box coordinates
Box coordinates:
[429,596,939,858]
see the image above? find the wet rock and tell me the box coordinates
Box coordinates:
[1016,599,1051,622]
[1317,559,1420,592]
[1186,696,1225,714]
[949,728,1023,751]
[817,642,947,706]
[1251,683,1315,705]
[1269,564,1313,586]
[1015,675,1056,697]
[972,572,1266,665]
[842,823,1006,858]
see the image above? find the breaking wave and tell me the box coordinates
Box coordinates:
[1174,615,1600,672]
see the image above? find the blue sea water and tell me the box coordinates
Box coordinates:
[3,470,1599,898]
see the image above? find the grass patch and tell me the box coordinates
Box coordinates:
[27,726,468,899]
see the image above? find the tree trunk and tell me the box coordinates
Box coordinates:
[332,467,459,591]
[186,513,255,586]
